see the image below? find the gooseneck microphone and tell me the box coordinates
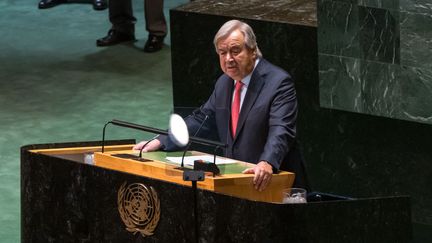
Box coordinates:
[180,113,209,168]
[102,121,111,153]
[111,119,169,135]
[102,119,225,152]
[101,120,170,153]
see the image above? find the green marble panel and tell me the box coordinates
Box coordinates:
[319,54,363,112]
[400,0,432,14]
[318,0,360,58]
[361,60,402,117]
[362,62,432,124]
[400,11,432,69]
[318,0,432,126]
[358,0,399,10]
[358,6,400,64]
[397,66,432,123]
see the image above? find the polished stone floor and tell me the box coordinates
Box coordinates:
[0,0,187,241]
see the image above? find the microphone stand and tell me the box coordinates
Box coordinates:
[176,113,207,243]
[180,114,209,169]
[183,169,204,243]
[101,121,111,153]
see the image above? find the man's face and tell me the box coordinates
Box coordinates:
[217,30,256,81]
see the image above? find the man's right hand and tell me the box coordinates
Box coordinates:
[133,139,162,152]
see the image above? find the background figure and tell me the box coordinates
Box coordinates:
[96,0,166,53]
[38,0,107,10]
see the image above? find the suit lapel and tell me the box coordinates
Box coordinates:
[234,62,266,140]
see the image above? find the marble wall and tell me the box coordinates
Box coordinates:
[318,0,432,124]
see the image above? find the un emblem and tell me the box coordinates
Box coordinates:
[117,182,161,237]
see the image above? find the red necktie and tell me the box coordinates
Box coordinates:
[231,81,244,137]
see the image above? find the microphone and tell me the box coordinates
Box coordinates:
[111,119,169,135]
[101,115,226,166]
[101,120,168,153]
[180,111,209,168]
[102,118,226,153]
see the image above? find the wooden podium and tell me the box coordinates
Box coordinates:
[93,147,294,203]
[30,143,294,203]
[21,140,412,242]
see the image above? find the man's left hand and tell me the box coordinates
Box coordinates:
[242,161,273,191]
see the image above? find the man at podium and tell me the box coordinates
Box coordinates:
[134,19,308,192]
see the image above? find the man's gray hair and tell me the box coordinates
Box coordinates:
[213,20,262,58]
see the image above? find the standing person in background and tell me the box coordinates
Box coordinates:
[96,0,166,53]
[38,0,107,10]
[134,19,309,191]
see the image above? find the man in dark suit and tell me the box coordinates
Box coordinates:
[134,20,308,191]
[96,0,166,53]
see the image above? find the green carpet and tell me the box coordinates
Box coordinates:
[0,0,187,241]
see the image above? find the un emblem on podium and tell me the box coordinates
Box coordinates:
[118,182,161,237]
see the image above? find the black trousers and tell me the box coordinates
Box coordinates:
[109,0,167,36]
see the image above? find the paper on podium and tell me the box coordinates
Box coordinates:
[166,155,238,166]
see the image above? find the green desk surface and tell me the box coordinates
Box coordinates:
[141,151,252,175]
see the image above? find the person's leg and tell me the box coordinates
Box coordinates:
[143,0,167,52]
[97,0,136,46]
[144,0,167,37]
[109,0,136,35]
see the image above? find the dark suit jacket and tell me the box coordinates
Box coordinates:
[161,58,309,189]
